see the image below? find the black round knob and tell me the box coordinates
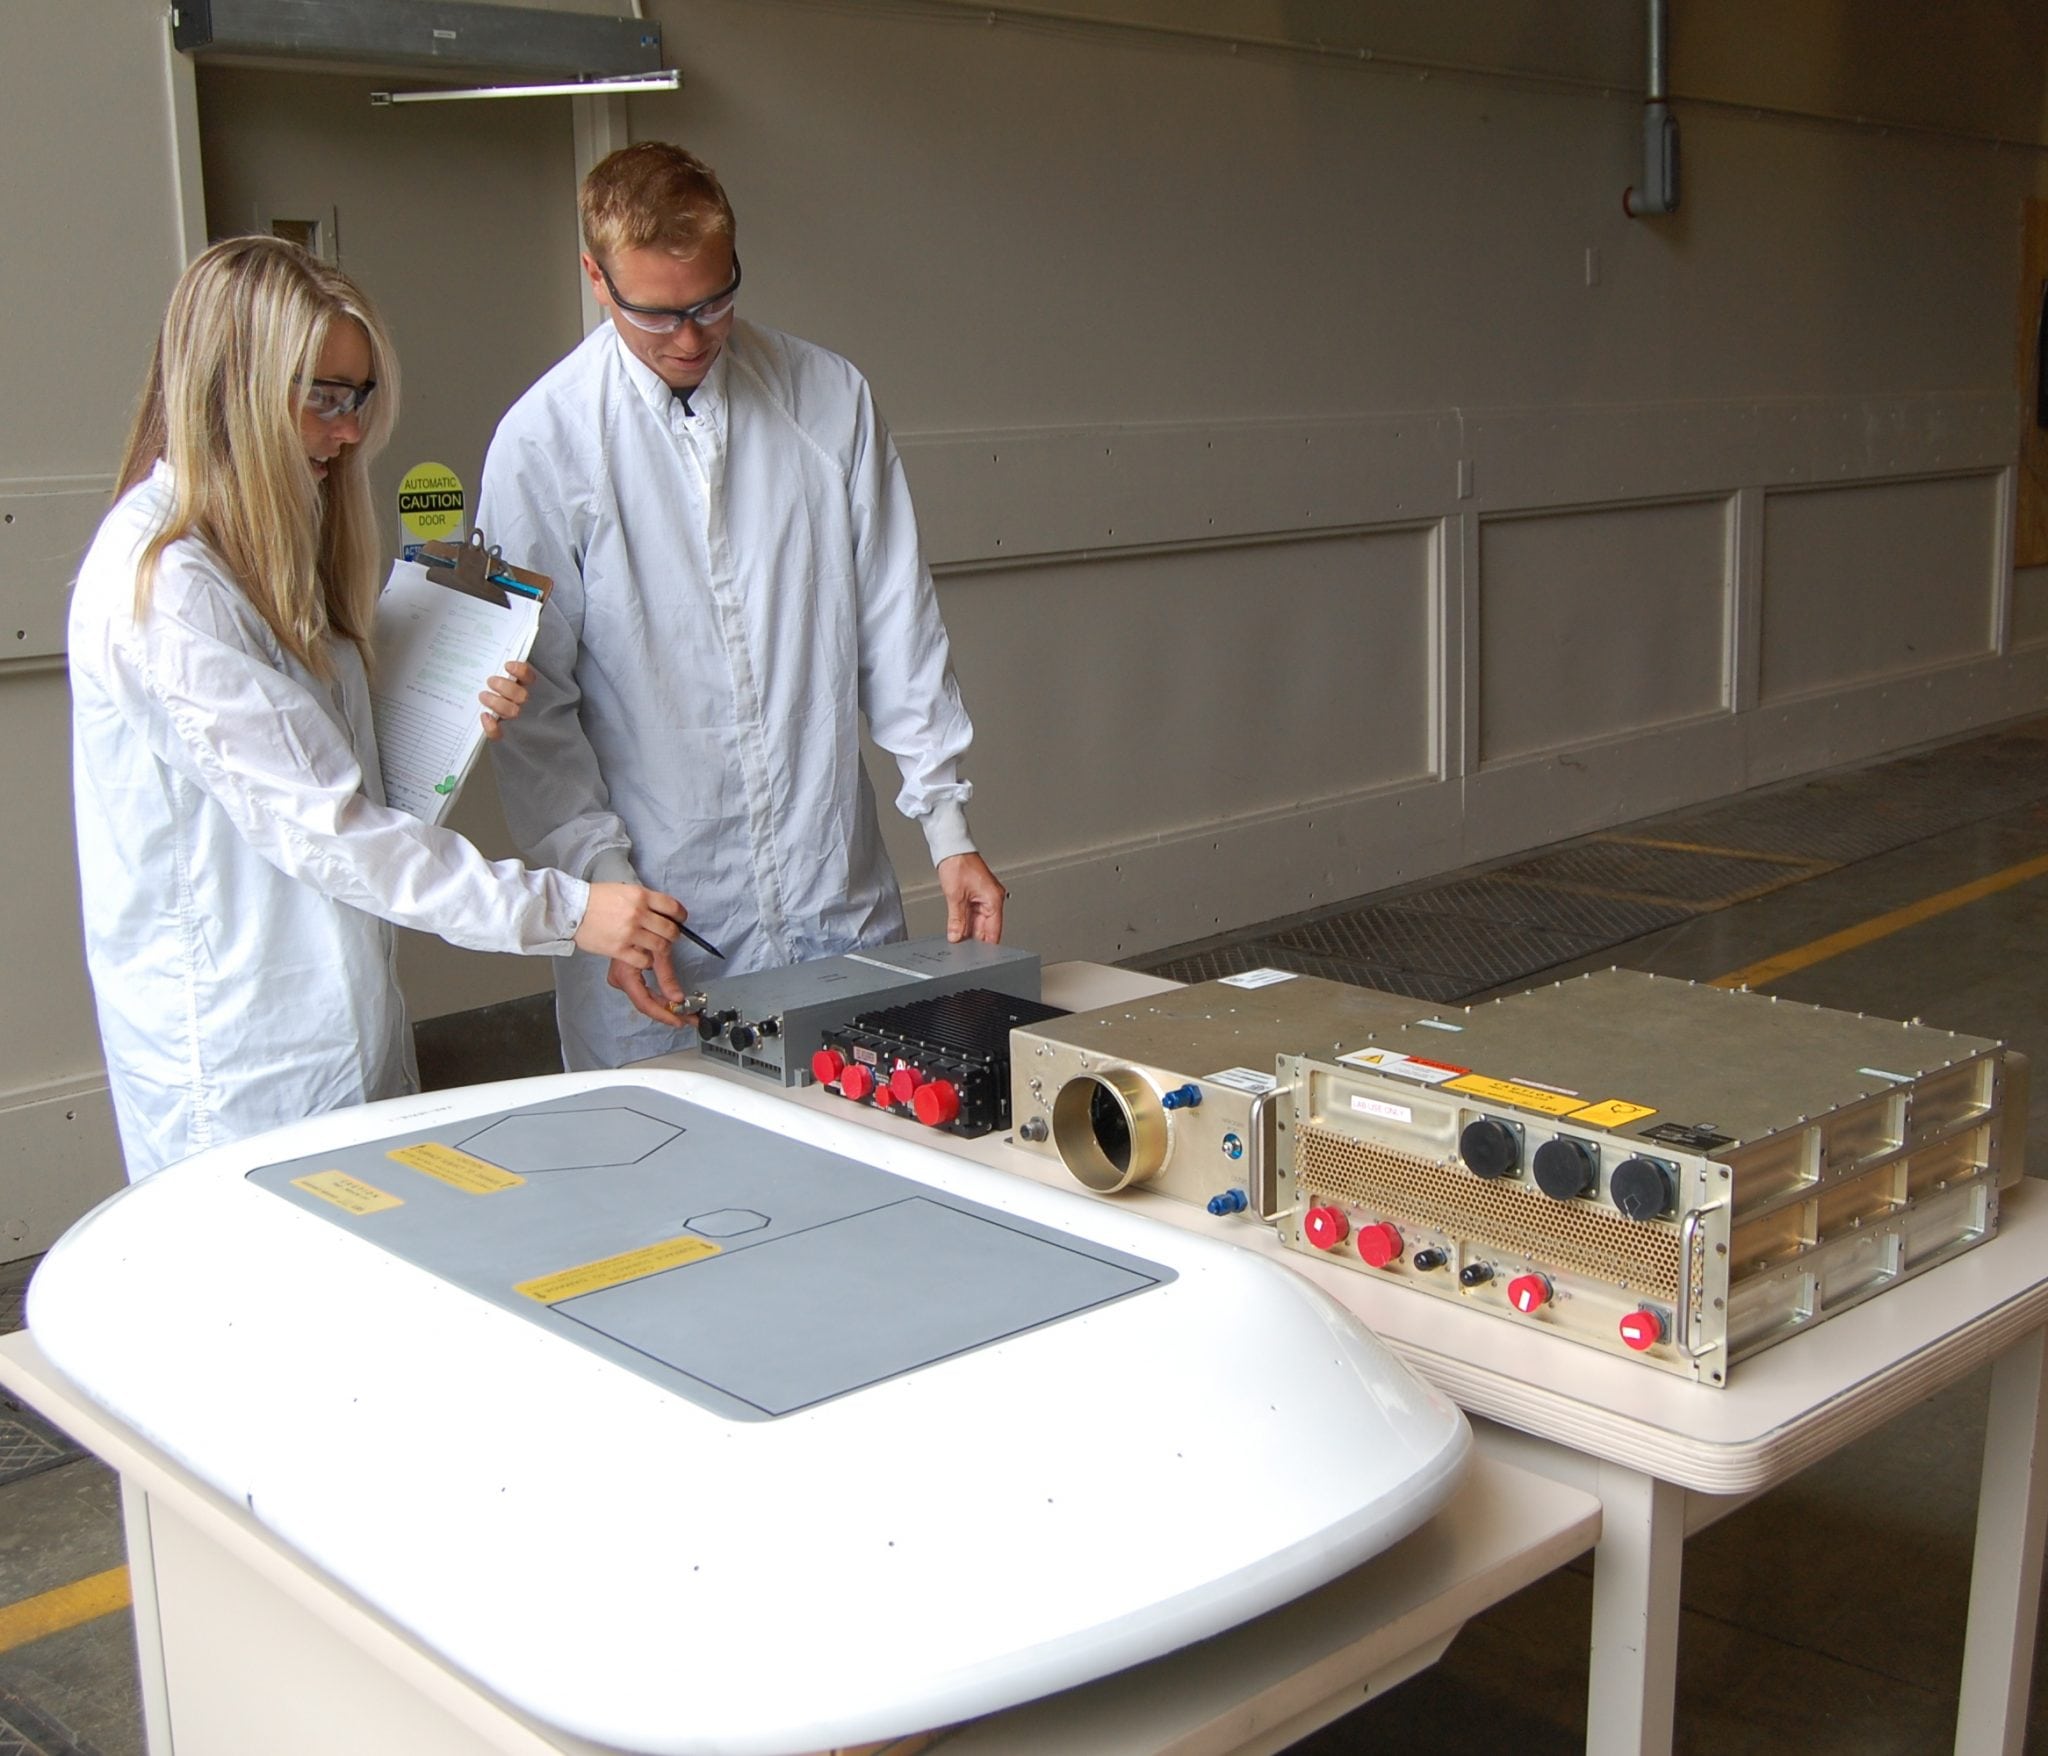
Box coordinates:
[1611,1157,1675,1221]
[1458,1262,1495,1287]
[1533,1137,1598,1201]
[1460,1118,1521,1179]
[728,1023,759,1051]
[705,1009,738,1035]
[1412,1247,1450,1271]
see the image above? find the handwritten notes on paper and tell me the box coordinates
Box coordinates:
[369,559,542,824]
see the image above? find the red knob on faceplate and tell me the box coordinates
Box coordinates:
[1303,1206,1349,1251]
[812,1048,847,1086]
[1356,1222,1404,1269]
[888,1067,925,1105]
[912,1080,961,1128]
[1619,1308,1664,1351]
[839,1063,876,1102]
[1507,1273,1552,1314]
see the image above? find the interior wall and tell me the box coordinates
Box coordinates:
[5,0,2048,1249]
[0,2,198,1250]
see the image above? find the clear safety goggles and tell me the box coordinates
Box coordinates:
[598,255,742,334]
[302,379,378,421]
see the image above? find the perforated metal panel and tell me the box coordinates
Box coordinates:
[1295,1124,1681,1300]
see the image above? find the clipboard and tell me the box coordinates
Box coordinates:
[369,529,552,824]
[413,531,551,608]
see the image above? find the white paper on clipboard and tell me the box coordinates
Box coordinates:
[369,558,542,824]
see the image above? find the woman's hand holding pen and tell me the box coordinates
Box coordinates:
[579,885,690,1018]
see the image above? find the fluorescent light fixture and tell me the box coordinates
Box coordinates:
[372,69,678,104]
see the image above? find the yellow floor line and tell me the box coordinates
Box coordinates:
[1711,850,2048,991]
[1598,833,1835,870]
[0,1565,130,1652]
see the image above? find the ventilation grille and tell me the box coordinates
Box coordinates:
[1298,1122,1681,1300]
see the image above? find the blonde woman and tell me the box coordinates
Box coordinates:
[71,236,689,1179]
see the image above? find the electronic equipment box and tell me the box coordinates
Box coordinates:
[689,938,1040,1086]
[1274,969,2026,1384]
[1008,973,1433,1213]
[814,988,1071,1137]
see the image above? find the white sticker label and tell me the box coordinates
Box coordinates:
[1858,1066,1912,1083]
[1351,1094,1414,1124]
[1412,1017,1464,1032]
[1337,1048,1464,1085]
[1208,1066,1278,1094]
[1217,968,1298,989]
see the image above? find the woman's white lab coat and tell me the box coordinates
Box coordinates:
[70,463,590,1178]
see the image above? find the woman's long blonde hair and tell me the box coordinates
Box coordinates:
[117,236,400,676]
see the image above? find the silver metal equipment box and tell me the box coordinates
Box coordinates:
[689,937,1039,1086]
[1275,969,2026,1384]
[1008,973,1433,1213]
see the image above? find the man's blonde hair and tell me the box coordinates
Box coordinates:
[117,236,399,676]
[580,142,736,266]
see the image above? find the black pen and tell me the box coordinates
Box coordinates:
[679,922,726,961]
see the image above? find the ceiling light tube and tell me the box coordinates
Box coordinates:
[372,70,678,105]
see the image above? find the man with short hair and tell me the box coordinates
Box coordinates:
[480,141,1005,1070]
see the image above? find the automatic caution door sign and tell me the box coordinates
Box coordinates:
[397,461,465,560]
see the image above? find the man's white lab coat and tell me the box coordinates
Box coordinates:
[70,463,590,1178]
[480,321,977,1070]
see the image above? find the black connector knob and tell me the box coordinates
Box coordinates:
[1460,1117,1522,1179]
[1611,1156,1676,1221]
[1457,1262,1495,1287]
[1412,1247,1450,1271]
[1533,1136,1598,1201]
[728,1023,759,1051]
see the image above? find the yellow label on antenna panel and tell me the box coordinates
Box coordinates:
[386,1142,523,1193]
[516,1235,722,1304]
[293,1171,402,1215]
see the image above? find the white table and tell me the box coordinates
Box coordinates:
[687,962,2048,1756]
[0,1331,1597,1756]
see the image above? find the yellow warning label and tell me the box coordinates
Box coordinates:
[397,462,464,541]
[293,1170,403,1215]
[1444,1074,1584,1117]
[516,1235,722,1303]
[1568,1099,1659,1128]
[386,1142,523,1194]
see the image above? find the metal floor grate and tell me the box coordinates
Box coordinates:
[1128,722,2048,1003]
[0,1689,101,1756]
[0,1398,83,1489]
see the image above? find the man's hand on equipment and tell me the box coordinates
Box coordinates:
[938,852,1006,944]
[574,884,693,1025]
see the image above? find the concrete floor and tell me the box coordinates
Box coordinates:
[6,726,2048,1753]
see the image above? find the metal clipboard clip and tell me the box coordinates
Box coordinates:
[414,530,551,608]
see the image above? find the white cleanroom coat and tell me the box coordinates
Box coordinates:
[480,321,978,1070]
[70,463,592,1180]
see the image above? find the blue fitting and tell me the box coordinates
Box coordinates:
[1206,1187,1249,1216]
[1220,1131,1245,1161]
[1161,1083,1203,1110]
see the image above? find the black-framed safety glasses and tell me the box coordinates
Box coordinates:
[597,254,742,334]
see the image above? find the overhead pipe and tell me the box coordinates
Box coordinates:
[1624,0,1680,216]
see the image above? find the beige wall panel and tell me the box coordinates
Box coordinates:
[0,2,193,1245]
[1476,499,1730,765]
[1760,474,2001,704]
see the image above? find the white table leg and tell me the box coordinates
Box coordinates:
[1585,1462,1685,1756]
[121,1477,175,1756]
[1955,1323,2048,1756]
